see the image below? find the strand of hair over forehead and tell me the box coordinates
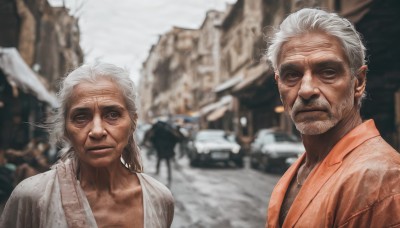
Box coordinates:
[67,63,138,113]
[268,8,366,74]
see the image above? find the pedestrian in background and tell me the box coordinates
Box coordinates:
[0,63,174,227]
[145,120,183,186]
[266,8,400,227]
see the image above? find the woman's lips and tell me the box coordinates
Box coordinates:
[86,147,113,154]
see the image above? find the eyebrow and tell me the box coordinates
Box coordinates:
[279,60,346,74]
[69,105,125,114]
[312,60,345,70]
[278,63,302,74]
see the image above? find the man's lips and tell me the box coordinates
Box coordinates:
[295,108,326,115]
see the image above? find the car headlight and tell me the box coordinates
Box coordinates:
[195,144,209,154]
[232,145,240,154]
[261,146,276,157]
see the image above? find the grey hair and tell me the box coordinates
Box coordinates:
[267,8,367,106]
[49,63,143,172]
[267,8,366,76]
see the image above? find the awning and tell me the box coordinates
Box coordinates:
[200,95,232,115]
[207,105,228,122]
[233,64,272,93]
[0,47,58,107]
[214,74,243,93]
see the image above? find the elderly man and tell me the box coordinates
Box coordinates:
[266,8,400,227]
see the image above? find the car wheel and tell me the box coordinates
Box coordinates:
[250,156,259,169]
[189,158,199,167]
[235,159,244,168]
[262,156,271,172]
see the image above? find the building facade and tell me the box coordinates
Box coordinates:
[0,0,83,150]
[139,0,400,150]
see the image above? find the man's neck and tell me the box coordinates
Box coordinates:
[301,112,363,168]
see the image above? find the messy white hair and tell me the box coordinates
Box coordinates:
[48,63,143,172]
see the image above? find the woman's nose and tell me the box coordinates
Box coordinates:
[89,116,106,138]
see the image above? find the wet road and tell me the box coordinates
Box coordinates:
[141,149,282,228]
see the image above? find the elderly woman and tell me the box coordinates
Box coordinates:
[0,63,174,227]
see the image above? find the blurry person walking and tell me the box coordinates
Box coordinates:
[146,120,183,186]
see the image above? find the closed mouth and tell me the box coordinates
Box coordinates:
[86,146,113,151]
[296,108,326,115]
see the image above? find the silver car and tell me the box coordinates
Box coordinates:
[187,129,243,167]
[250,129,304,172]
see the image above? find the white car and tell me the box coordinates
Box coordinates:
[188,129,243,167]
[250,129,304,172]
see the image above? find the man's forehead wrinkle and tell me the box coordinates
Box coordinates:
[279,42,348,69]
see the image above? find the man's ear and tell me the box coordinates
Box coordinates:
[274,71,279,82]
[354,65,367,99]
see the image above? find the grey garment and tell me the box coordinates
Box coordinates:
[0,161,174,228]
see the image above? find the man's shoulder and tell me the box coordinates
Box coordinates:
[338,136,400,197]
[354,135,400,165]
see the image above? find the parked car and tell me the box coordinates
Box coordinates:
[250,129,304,171]
[187,129,243,167]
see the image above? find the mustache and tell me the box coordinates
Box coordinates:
[291,98,329,115]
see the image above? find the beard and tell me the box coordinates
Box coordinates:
[288,95,354,135]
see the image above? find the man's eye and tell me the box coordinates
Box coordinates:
[281,71,301,85]
[105,111,120,120]
[320,69,336,78]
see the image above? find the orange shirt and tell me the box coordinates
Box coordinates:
[266,120,400,227]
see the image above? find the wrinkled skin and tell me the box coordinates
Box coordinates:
[65,78,143,227]
[274,32,367,225]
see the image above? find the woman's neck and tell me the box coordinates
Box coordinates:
[78,160,133,193]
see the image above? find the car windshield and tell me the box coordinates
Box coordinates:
[196,131,226,141]
[257,132,299,144]
[273,133,298,142]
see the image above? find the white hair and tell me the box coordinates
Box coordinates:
[267,8,366,76]
[48,63,143,172]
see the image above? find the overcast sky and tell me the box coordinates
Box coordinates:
[49,0,237,84]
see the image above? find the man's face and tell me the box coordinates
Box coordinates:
[275,32,362,135]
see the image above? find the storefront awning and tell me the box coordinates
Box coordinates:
[214,74,243,93]
[207,105,228,122]
[200,95,232,115]
[232,64,272,94]
[0,47,58,107]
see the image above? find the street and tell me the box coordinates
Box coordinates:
[140,148,281,228]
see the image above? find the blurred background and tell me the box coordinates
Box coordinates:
[0,0,399,227]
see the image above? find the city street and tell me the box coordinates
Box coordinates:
[140,149,282,228]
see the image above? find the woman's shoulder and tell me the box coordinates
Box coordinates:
[12,169,57,199]
[137,173,173,200]
[137,173,174,227]
[137,173,171,192]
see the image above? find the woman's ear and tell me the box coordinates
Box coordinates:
[354,65,367,99]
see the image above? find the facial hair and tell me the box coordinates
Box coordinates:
[288,93,354,135]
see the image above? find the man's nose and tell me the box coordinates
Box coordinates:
[298,72,320,101]
[89,115,106,138]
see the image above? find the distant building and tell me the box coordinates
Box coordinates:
[139,0,400,151]
[0,0,83,91]
[139,27,199,122]
[0,0,83,150]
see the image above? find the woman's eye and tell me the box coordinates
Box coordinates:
[73,114,89,124]
[105,111,120,120]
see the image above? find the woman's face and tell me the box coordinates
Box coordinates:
[65,78,132,168]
